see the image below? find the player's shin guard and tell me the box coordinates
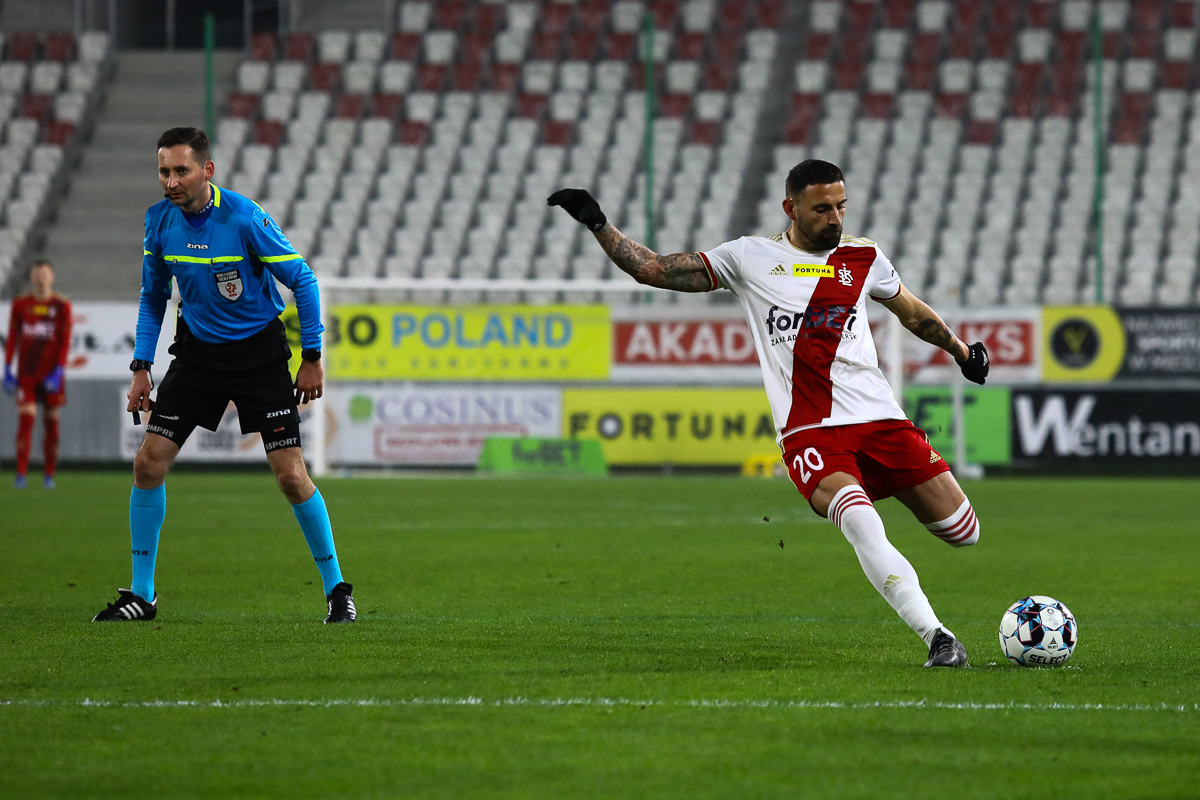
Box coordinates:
[924,499,980,547]
[130,484,166,602]
[43,416,59,478]
[15,412,34,477]
[292,488,344,594]
[828,485,948,645]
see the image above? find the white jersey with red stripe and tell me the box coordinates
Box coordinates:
[699,231,907,445]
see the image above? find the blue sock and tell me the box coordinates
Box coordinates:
[130,484,166,601]
[292,488,343,595]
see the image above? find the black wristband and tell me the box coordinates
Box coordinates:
[129,359,152,373]
[301,349,322,363]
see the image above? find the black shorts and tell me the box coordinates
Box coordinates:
[146,317,302,454]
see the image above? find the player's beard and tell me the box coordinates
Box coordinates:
[804,219,842,250]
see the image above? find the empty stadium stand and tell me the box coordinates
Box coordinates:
[764,0,1200,307]
[214,0,783,302]
[0,30,109,290]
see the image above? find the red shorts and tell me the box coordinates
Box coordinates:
[15,375,65,408]
[782,419,949,505]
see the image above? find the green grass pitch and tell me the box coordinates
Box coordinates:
[2,472,1198,798]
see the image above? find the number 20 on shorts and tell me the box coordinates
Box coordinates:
[793,447,825,484]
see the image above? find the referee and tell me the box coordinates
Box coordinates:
[93,127,356,623]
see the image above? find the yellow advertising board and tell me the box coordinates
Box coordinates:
[284,305,611,381]
[1041,306,1126,383]
[562,388,777,465]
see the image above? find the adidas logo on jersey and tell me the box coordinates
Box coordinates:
[930,451,943,463]
[769,264,787,275]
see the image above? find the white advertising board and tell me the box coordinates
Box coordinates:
[329,385,562,466]
[2,301,174,379]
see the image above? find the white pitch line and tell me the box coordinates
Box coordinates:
[0,698,1196,713]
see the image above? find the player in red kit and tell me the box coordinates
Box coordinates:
[4,259,72,488]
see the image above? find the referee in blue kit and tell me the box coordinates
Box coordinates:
[93,127,356,624]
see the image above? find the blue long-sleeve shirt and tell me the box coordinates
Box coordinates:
[134,183,323,362]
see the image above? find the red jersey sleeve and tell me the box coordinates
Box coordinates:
[4,297,22,367]
[55,298,72,368]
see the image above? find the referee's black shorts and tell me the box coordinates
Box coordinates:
[146,317,302,454]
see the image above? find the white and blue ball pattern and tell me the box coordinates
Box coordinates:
[998,596,1078,667]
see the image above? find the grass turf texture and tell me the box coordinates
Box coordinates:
[1,473,1198,798]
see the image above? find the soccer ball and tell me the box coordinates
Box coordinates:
[998,596,1078,667]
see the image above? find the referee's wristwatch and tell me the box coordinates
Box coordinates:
[129,359,152,373]
[301,349,321,363]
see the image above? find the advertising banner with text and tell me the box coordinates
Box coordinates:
[903,386,1012,465]
[562,388,776,465]
[329,384,562,465]
[1011,389,1200,464]
[2,301,173,379]
[285,305,610,382]
[906,307,1040,385]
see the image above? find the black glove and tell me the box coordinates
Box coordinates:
[547,188,607,231]
[957,342,989,385]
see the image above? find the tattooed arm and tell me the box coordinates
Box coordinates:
[878,285,969,362]
[592,222,715,293]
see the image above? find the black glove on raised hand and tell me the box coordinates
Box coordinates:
[957,342,990,385]
[547,188,607,231]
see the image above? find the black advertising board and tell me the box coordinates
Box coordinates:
[1011,389,1200,466]
[1117,308,1200,379]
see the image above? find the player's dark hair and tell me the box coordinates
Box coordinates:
[30,258,52,270]
[786,159,844,198]
[157,127,211,165]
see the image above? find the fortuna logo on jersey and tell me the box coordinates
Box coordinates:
[765,304,859,347]
[215,268,243,301]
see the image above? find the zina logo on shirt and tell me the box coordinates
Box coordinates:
[215,269,243,301]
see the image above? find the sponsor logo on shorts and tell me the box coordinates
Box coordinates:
[146,424,175,438]
[265,409,291,418]
[186,243,209,249]
[155,414,179,420]
[264,436,300,452]
[274,426,284,432]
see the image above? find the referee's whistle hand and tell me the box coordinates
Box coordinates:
[295,359,324,405]
[126,371,154,412]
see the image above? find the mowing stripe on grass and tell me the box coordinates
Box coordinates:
[2,698,1197,713]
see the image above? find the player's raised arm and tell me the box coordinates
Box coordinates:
[878,284,989,384]
[547,189,716,293]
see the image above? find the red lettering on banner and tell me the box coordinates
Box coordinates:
[614,321,760,365]
[929,321,1034,366]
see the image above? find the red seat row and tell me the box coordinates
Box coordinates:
[4,31,76,62]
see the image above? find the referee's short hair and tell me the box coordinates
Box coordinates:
[786,159,844,199]
[157,127,211,165]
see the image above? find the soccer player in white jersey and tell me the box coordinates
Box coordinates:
[549,159,990,667]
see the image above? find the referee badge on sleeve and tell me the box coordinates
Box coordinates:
[215,269,243,301]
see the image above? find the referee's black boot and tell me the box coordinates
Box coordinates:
[324,582,357,624]
[93,589,157,621]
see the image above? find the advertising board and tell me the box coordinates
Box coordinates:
[1011,389,1200,464]
[904,386,1012,465]
[331,385,562,465]
[905,308,1040,385]
[1,301,173,379]
[284,305,610,382]
[562,388,775,465]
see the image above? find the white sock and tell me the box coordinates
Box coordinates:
[924,498,980,548]
[828,485,948,645]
